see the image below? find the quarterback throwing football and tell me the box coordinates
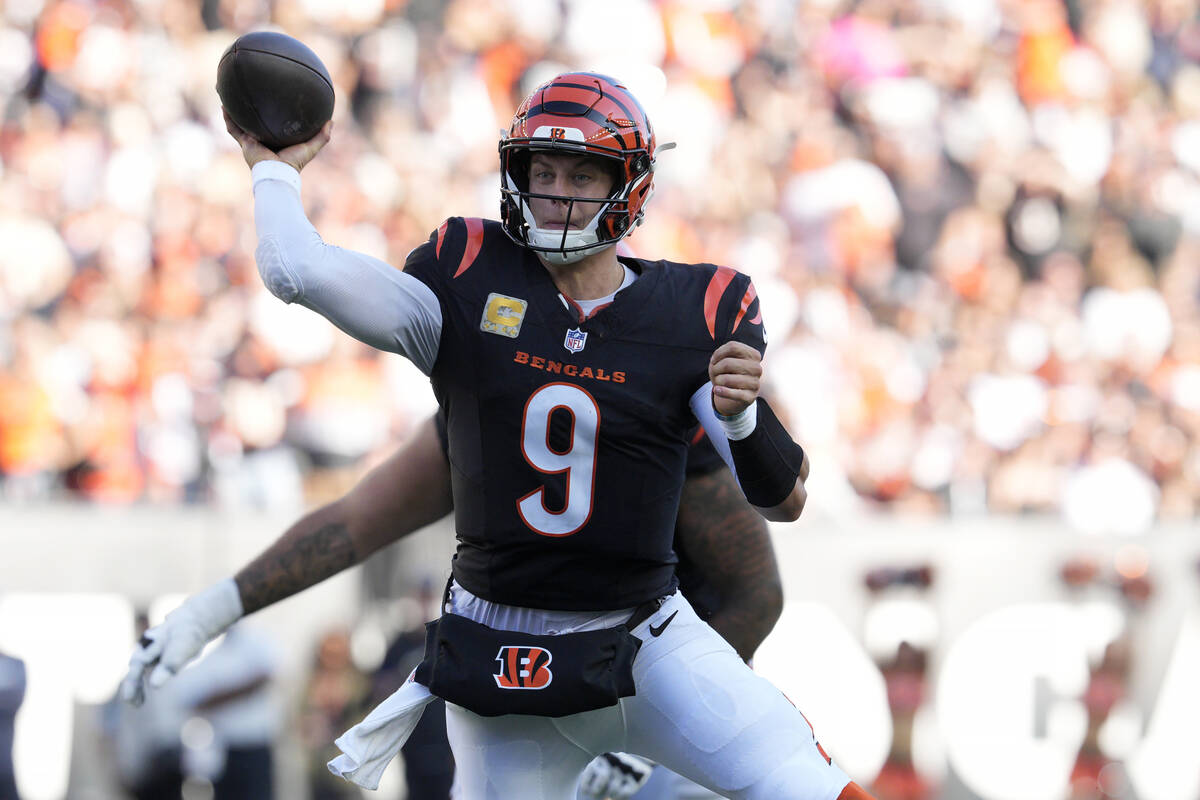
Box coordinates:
[141,72,873,800]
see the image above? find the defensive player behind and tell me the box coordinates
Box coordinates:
[122,411,783,799]
[138,71,871,799]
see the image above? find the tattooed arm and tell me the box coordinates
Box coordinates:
[122,418,452,704]
[236,417,452,613]
[675,466,784,662]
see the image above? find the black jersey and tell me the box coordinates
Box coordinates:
[433,414,726,619]
[405,217,765,610]
[673,429,726,619]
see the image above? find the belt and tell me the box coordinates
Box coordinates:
[624,590,675,631]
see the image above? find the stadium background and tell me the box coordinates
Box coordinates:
[1,0,1199,798]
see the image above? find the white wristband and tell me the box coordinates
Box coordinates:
[251,159,302,196]
[716,400,757,441]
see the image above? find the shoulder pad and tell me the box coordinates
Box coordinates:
[432,217,491,279]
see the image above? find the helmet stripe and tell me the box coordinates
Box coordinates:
[523,103,641,153]
[588,77,649,149]
[526,76,648,152]
[537,99,599,117]
[553,77,648,135]
[526,103,611,130]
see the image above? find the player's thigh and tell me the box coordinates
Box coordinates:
[633,767,724,800]
[623,598,849,800]
[445,701,602,800]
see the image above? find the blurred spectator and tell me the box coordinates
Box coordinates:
[0,648,24,800]
[0,0,1196,530]
[100,611,186,800]
[298,629,369,800]
[172,624,279,800]
[872,642,932,800]
[863,564,938,800]
[1059,554,1154,800]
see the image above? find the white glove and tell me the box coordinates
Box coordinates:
[578,752,654,800]
[119,579,243,706]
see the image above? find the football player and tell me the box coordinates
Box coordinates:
[141,72,871,799]
[122,412,779,799]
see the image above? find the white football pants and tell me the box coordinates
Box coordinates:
[444,588,851,800]
[631,766,724,800]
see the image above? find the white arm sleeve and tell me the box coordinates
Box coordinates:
[251,160,443,375]
[689,382,737,481]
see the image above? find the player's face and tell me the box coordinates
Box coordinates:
[527,153,616,231]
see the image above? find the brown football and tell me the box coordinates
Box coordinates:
[216,31,334,151]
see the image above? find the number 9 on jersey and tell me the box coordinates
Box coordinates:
[518,383,600,536]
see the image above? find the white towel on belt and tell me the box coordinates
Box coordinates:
[327,669,436,789]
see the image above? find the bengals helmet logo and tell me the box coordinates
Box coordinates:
[549,127,566,140]
[494,646,553,690]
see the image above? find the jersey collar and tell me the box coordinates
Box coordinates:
[525,252,660,338]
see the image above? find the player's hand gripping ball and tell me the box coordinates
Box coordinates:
[216,31,334,152]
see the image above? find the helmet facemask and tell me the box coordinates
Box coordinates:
[500,138,653,265]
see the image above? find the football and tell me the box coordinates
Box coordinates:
[216,31,334,151]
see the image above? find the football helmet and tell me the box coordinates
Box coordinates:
[500,72,663,264]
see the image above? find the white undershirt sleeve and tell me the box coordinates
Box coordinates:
[689,382,738,481]
[251,160,443,375]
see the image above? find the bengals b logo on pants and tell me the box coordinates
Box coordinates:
[494,646,553,689]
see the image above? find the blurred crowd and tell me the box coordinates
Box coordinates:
[1,0,1198,533]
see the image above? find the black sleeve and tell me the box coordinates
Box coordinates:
[402,224,447,291]
[728,398,805,508]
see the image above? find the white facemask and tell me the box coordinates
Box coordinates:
[518,193,614,265]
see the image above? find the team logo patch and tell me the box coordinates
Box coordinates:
[564,328,588,353]
[480,293,527,338]
[533,124,585,143]
[494,646,553,690]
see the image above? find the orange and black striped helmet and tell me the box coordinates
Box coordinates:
[500,72,662,264]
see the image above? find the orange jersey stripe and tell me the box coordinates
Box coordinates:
[731,283,758,334]
[434,220,449,259]
[453,218,485,278]
[703,266,737,339]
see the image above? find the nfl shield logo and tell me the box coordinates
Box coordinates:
[564,328,587,353]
